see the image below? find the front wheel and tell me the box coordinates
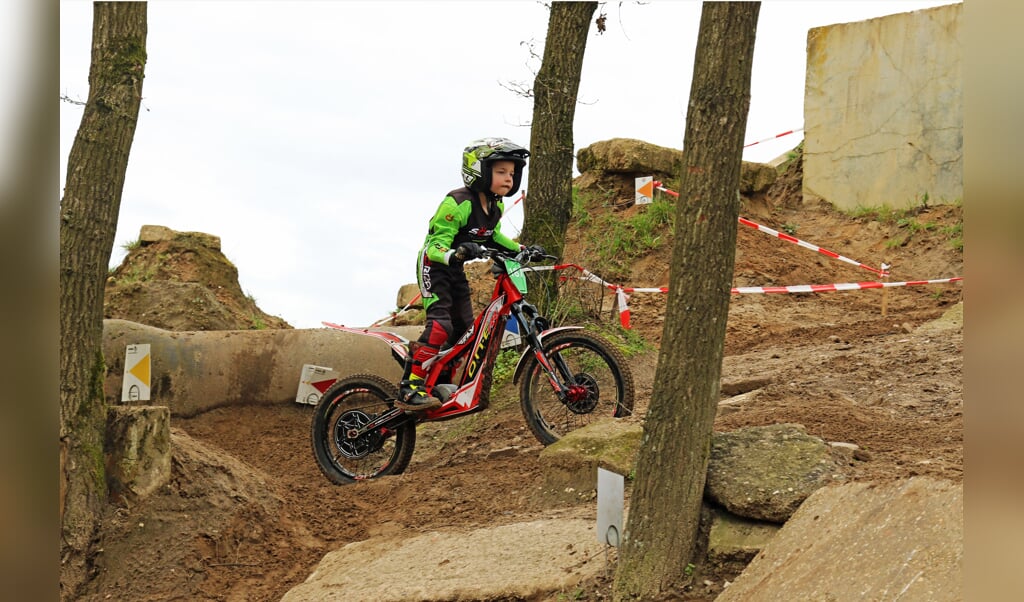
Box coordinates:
[310,373,416,485]
[519,331,635,446]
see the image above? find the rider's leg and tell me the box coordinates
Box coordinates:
[398,257,457,410]
[448,270,475,346]
[397,319,448,410]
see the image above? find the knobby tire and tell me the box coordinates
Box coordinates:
[519,331,635,446]
[310,373,417,485]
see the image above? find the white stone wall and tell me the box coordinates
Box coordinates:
[803,3,962,210]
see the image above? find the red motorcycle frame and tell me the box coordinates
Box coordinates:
[311,246,635,485]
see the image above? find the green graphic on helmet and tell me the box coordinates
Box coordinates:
[461,137,530,196]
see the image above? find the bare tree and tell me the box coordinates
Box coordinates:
[60,2,147,597]
[520,1,597,258]
[612,3,760,599]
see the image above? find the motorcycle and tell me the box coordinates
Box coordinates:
[311,245,635,485]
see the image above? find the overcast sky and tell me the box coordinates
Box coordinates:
[57,1,954,329]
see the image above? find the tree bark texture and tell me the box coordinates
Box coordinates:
[613,3,759,600]
[521,1,596,259]
[60,3,147,598]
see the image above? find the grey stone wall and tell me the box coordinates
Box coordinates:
[803,3,962,210]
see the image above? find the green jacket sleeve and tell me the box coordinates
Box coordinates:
[423,195,466,265]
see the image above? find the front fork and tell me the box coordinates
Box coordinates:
[510,303,583,400]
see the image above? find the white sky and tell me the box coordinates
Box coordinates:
[57,1,955,329]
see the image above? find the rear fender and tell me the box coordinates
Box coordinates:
[321,321,410,365]
[512,326,584,385]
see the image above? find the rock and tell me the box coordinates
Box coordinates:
[281,518,605,602]
[139,225,221,250]
[576,138,777,195]
[576,138,681,175]
[916,301,963,334]
[717,478,962,601]
[717,389,763,417]
[738,162,777,194]
[721,377,772,396]
[396,283,422,309]
[139,224,175,244]
[706,424,843,523]
[537,418,642,506]
[803,4,962,210]
[105,405,171,502]
[706,508,780,573]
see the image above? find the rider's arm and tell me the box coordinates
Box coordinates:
[423,195,469,265]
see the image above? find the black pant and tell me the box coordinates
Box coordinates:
[418,261,473,348]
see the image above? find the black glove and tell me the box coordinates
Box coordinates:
[455,242,486,262]
[521,244,546,260]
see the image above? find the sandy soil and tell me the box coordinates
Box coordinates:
[81,163,963,601]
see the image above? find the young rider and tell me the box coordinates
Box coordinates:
[396,137,530,411]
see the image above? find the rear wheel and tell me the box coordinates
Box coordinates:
[310,374,416,485]
[519,331,635,446]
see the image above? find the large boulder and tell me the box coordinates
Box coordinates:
[281,518,605,602]
[717,477,962,601]
[705,423,843,523]
[576,138,681,176]
[537,420,844,526]
[575,138,777,195]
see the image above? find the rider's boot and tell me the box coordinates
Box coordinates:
[396,343,441,411]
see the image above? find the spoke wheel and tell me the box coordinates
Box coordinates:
[519,331,635,446]
[310,374,416,485]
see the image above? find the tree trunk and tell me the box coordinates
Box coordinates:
[521,1,596,259]
[60,2,147,598]
[612,3,759,600]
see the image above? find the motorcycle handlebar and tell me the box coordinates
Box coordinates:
[483,246,555,264]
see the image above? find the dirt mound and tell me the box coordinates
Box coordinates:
[80,146,963,601]
[104,226,292,331]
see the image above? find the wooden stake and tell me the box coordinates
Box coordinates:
[880,263,891,317]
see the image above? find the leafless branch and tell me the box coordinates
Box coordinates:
[60,93,86,106]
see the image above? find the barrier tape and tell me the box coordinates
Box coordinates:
[371,292,422,327]
[736,217,890,276]
[743,128,804,149]
[732,277,962,295]
[533,264,961,329]
[365,264,960,330]
[651,181,889,277]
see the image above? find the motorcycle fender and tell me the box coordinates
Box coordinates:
[512,326,584,385]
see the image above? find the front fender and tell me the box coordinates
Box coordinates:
[511,326,584,385]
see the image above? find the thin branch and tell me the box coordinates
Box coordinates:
[60,93,86,106]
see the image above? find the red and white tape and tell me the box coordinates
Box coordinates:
[371,292,423,327]
[731,277,962,295]
[535,264,961,329]
[737,217,889,276]
[652,182,889,277]
[743,128,804,149]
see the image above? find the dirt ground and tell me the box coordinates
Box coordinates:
[82,157,963,601]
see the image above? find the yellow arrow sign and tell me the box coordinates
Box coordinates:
[121,344,151,402]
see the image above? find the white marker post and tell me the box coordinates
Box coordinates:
[501,318,522,348]
[634,176,654,205]
[121,344,151,402]
[296,364,339,405]
[596,467,624,547]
